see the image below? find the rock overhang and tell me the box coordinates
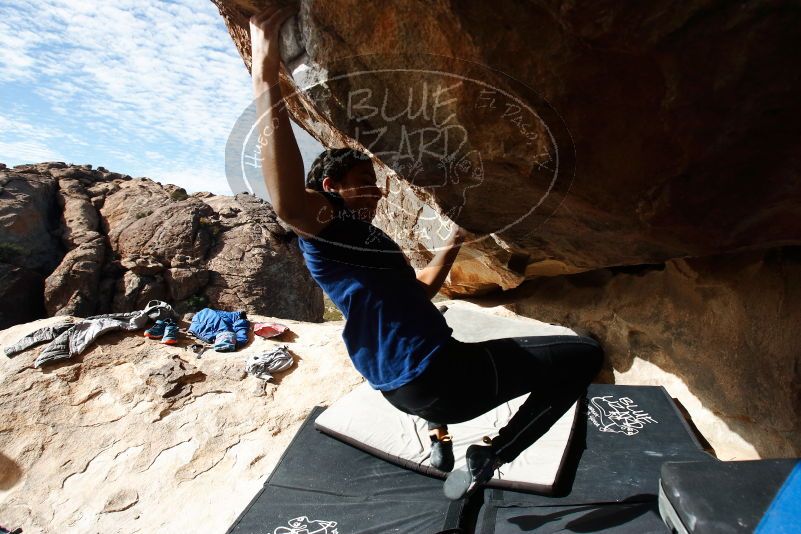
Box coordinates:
[213,0,801,293]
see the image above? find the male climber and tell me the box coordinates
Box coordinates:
[247,4,603,498]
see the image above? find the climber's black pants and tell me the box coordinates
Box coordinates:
[382,335,603,463]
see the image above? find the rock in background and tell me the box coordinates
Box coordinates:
[0,164,63,327]
[0,162,324,327]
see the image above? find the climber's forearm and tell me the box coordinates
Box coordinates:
[253,78,306,219]
[249,5,306,220]
[416,241,462,299]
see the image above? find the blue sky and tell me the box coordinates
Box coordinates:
[0,0,322,194]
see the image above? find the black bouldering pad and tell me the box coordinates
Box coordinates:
[475,384,712,533]
[227,406,469,534]
[228,385,714,534]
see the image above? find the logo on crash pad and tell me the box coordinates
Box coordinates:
[273,516,338,534]
[588,396,658,436]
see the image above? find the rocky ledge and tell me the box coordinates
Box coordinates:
[0,313,362,533]
[214,0,801,291]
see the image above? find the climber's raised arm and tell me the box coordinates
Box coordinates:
[249,5,334,235]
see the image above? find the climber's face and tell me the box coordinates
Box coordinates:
[336,161,383,221]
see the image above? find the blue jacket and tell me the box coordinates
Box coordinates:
[188,308,250,347]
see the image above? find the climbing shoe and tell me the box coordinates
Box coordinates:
[144,319,167,339]
[430,434,455,473]
[443,444,503,500]
[161,320,179,345]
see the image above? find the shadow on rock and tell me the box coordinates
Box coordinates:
[0,452,22,490]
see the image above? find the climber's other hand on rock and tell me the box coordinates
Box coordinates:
[447,225,469,246]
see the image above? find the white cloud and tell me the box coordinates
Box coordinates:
[0,22,37,81]
[0,0,324,195]
[0,112,69,163]
[0,0,253,179]
[152,166,233,196]
[0,109,90,159]
[0,140,62,165]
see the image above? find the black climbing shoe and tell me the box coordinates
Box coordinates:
[443,444,503,500]
[430,434,455,472]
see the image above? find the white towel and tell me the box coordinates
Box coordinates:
[246,345,294,381]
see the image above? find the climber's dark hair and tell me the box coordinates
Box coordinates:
[306,148,372,192]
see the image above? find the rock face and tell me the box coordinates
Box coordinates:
[214,0,801,287]
[473,247,801,459]
[0,162,324,327]
[0,171,62,327]
[0,314,363,533]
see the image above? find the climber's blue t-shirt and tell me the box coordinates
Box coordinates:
[296,192,453,391]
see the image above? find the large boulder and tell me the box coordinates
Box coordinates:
[213,0,801,288]
[204,194,324,321]
[44,174,106,316]
[0,165,63,274]
[211,0,801,461]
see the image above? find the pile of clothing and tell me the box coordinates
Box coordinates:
[5,301,297,383]
[245,344,294,381]
[4,300,175,368]
[187,308,250,352]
